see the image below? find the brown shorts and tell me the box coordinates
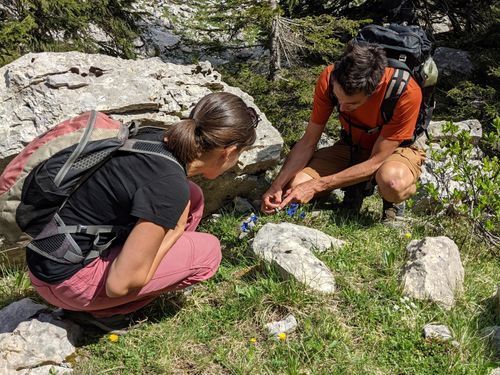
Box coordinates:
[302,141,426,183]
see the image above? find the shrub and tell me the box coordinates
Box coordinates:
[0,0,139,67]
[425,118,500,247]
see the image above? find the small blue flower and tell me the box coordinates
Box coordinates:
[299,212,306,219]
[286,203,299,216]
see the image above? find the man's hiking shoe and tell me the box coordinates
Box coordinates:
[60,309,133,334]
[341,186,364,212]
[341,181,375,213]
[382,199,405,223]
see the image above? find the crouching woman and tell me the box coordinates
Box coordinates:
[27,92,258,329]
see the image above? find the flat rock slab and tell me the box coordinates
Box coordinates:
[254,222,345,253]
[252,223,344,294]
[402,236,464,309]
[0,298,48,334]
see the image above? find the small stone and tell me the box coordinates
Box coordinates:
[423,324,453,341]
[265,314,297,338]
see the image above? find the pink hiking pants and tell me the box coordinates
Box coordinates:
[29,182,221,317]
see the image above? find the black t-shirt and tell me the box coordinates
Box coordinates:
[27,128,189,284]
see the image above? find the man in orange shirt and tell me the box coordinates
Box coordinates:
[261,42,426,221]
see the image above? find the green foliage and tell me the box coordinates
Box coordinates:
[288,14,370,63]
[435,81,500,128]
[425,119,500,247]
[0,0,139,67]
[177,0,275,50]
[222,64,339,149]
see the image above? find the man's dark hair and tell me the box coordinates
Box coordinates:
[331,42,387,96]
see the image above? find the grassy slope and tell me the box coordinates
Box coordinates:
[1,196,497,374]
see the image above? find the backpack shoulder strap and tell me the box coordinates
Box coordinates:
[119,139,186,174]
[381,68,411,124]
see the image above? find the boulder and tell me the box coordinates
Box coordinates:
[252,223,344,294]
[433,47,473,78]
[402,236,464,309]
[0,52,283,255]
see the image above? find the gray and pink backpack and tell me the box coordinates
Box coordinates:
[0,111,183,264]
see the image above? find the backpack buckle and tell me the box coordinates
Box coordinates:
[398,54,407,62]
[76,224,88,234]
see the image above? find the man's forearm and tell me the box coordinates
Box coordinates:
[318,158,381,191]
[272,139,316,188]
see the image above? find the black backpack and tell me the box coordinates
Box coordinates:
[329,23,438,146]
[0,111,184,264]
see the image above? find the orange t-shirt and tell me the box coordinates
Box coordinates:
[310,65,422,150]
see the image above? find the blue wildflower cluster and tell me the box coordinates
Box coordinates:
[286,203,306,219]
[240,213,258,232]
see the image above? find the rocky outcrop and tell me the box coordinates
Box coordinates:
[251,222,344,294]
[402,236,464,309]
[0,52,283,216]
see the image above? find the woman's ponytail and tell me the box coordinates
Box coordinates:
[164,118,201,166]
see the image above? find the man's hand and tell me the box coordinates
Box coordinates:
[279,179,323,209]
[261,185,284,214]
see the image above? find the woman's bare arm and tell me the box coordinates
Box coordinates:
[105,201,190,298]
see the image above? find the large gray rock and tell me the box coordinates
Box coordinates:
[252,223,344,294]
[0,52,283,214]
[0,298,48,334]
[427,119,482,144]
[402,236,464,309]
[433,47,473,77]
[0,313,81,373]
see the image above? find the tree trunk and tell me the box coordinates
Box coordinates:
[268,0,281,81]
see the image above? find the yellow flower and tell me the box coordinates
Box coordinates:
[404,232,412,239]
[249,337,257,344]
[108,334,119,343]
[277,332,287,341]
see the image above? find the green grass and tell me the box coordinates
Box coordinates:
[2,196,497,374]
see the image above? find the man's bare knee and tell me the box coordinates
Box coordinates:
[376,162,416,203]
[288,171,315,188]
